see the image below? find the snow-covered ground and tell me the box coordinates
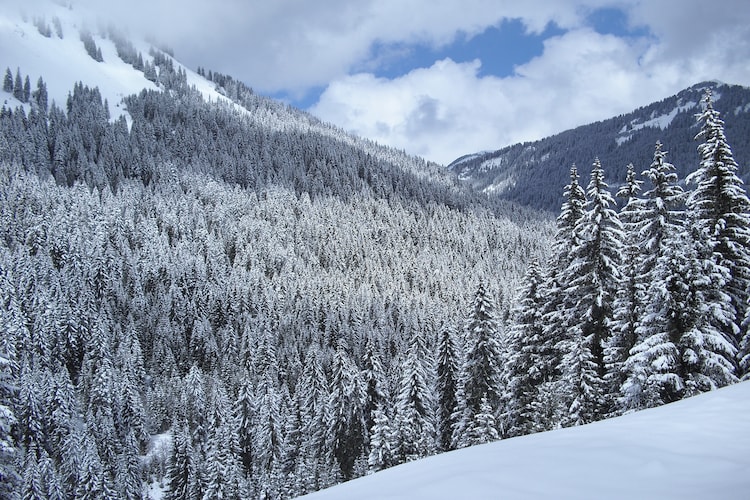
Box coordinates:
[301,381,750,500]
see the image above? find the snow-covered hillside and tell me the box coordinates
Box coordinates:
[302,381,750,500]
[0,1,230,122]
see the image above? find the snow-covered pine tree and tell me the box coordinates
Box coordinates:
[452,281,504,447]
[0,306,19,498]
[687,90,750,378]
[361,335,387,447]
[325,339,366,480]
[505,259,547,436]
[295,345,330,493]
[166,420,200,500]
[467,397,500,445]
[435,321,460,451]
[13,69,23,101]
[623,143,687,409]
[2,68,12,93]
[558,159,623,424]
[394,326,435,463]
[606,164,645,415]
[367,405,396,473]
[538,165,588,428]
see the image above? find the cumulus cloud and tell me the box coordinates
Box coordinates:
[11,0,750,164]
[312,3,750,164]
[25,0,606,94]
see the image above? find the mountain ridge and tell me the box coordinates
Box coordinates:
[449,80,750,212]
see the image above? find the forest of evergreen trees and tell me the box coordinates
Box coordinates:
[1,51,749,500]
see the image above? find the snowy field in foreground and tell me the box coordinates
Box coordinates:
[301,381,750,500]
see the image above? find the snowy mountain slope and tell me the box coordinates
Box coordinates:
[0,3,160,120]
[301,381,750,500]
[1,0,453,187]
[450,81,750,212]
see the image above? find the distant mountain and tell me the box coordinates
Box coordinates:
[449,81,750,212]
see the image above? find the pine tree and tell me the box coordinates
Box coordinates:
[435,322,460,451]
[325,340,366,480]
[467,397,499,445]
[23,76,31,103]
[538,166,588,428]
[606,164,645,415]
[505,259,547,436]
[687,90,750,378]
[13,69,23,101]
[361,335,386,445]
[394,327,435,462]
[2,68,13,93]
[166,421,199,500]
[559,159,623,423]
[367,405,396,473]
[623,143,688,408]
[0,320,19,498]
[452,281,504,447]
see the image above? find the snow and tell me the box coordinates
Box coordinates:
[615,100,697,147]
[0,3,158,120]
[301,381,750,500]
[142,433,172,500]
[0,1,233,122]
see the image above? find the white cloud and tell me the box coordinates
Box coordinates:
[312,3,750,165]
[38,0,605,94]
[12,0,750,164]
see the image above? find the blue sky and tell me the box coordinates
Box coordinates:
[63,0,750,164]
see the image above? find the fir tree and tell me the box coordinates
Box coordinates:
[0,321,19,498]
[23,76,31,103]
[559,159,623,423]
[624,143,688,408]
[325,340,366,480]
[166,421,199,500]
[452,281,504,447]
[467,396,499,445]
[505,259,547,436]
[606,164,645,415]
[3,68,13,93]
[361,335,386,444]
[538,166,588,427]
[394,327,435,462]
[13,69,23,101]
[435,322,460,451]
[687,90,750,378]
[366,405,395,473]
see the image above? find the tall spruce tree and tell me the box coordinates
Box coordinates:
[394,326,435,462]
[558,159,623,424]
[505,259,547,436]
[325,340,366,480]
[435,322,460,451]
[623,143,688,408]
[606,163,645,415]
[687,90,750,378]
[452,281,504,448]
[539,166,588,426]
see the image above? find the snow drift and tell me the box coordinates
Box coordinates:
[301,381,750,500]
